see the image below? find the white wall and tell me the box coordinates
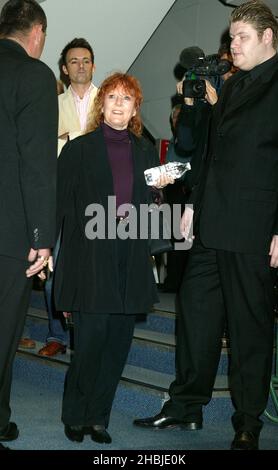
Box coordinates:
[1,0,276,139]
[129,0,233,139]
[40,0,175,86]
[223,0,278,16]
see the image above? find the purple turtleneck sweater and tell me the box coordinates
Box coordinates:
[102,122,134,216]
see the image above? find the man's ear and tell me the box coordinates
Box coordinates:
[62,64,69,76]
[263,27,273,46]
[33,23,43,44]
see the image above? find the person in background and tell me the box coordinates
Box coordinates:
[54,72,172,445]
[218,42,238,83]
[37,38,98,358]
[56,78,64,95]
[162,103,189,292]
[134,0,278,451]
[19,77,64,351]
[174,40,238,197]
[57,37,98,155]
[0,0,57,444]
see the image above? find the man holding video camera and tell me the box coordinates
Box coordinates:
[134,0,278,450]
[162,57,220,293]
[174,46,233,194]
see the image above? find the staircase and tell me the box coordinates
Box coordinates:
[17,289,233,419]
[12,288,278,451]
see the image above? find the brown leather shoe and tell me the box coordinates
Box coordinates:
[19,338,36,349]
[38,341,66,357]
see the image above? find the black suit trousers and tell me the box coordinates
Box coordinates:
[163,238,275,435]
[61,312,135,427]
[0,255,32,427]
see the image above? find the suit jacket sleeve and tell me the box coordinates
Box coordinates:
[56,139,81,239]
[175,103,196,157]
[143,137,161,204]
[16,60,58,249]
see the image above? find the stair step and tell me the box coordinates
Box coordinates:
[27,307,176,347]
[30,291,177,335]
[16,342,230,398]
[25,308,230,375]
[134,328,175,347]
[25,307,228,374]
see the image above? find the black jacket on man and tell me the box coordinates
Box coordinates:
[0,39,58,259]
[195,55,278,254]
[0,37,58,430]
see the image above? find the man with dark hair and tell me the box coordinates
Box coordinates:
[134,0,278,450]
[37,37,97,357]
[57,37,97,155]
[0,0,57,443]
[60,37,95,68]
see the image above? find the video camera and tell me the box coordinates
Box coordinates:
[179,47,231,99]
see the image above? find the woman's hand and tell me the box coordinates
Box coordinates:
[154,173,175,189]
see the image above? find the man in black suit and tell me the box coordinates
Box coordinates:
[0,0,57,443]
[134,0,278,450]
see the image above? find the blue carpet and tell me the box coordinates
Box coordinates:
[7,356,278,450]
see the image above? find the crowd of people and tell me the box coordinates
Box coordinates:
[0,0,277,451]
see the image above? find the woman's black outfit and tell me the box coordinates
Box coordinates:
[54,124,159,428]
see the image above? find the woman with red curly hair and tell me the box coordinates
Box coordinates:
[54,72,171,445]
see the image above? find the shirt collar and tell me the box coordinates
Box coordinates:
[249,53,278,82]
[70,83,94,100]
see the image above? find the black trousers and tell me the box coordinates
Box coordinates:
[61,312,135,427]
[62,235,136,427]
[0,255,32,427]
[163,238,275,435]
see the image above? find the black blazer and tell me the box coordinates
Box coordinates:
[54,127,159,314]
[0,39,58,260]
[193,56,278,254]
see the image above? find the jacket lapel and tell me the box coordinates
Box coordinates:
[129,133,146,207]
[65,89,81,130]
[217,60,278,126]
[84,128,114,208]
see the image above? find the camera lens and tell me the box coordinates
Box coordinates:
[183,79,206,99]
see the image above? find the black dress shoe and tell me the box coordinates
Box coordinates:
[133,413,202,430]
[231,431,259,450]
[0,422,19,441]
[64,425,86,442]
[90,425,112,444]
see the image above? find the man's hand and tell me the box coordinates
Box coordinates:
[176,79,194,106]
[204,80,218,106]
[180,206,194,242]
[26,248,53,278]
[269,235,278,268]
